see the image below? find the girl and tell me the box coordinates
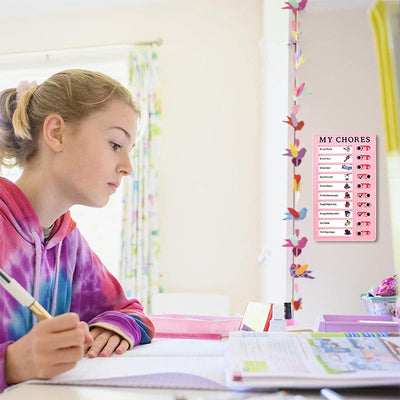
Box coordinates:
[0,69,155,392]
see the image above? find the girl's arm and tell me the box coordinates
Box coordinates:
[2,314,92,392]
[69,230,155,352]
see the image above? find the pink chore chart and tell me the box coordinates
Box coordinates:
[313,134,376,241]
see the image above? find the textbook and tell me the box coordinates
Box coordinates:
[24,339,229,391]
[225,331,400,389]
[15,333,400,393]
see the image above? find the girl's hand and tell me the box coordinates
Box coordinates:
[5,313,93,385]
[86,327,130,358]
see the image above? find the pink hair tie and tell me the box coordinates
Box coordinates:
[16,80,38,100]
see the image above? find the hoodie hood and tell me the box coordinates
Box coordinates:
[0,177,77,324]
[0,177,76,249]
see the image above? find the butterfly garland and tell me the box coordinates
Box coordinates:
[281,0,312,313]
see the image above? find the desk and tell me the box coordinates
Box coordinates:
[1,383,399,399]
[1,338,399,399]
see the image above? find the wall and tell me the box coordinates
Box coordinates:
[289,6,395,327]
[0,0,263,316]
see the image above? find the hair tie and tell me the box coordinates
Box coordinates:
[16,80,38,100]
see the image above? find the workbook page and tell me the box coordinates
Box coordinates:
[225,332,400,388]
[30,339,228,390]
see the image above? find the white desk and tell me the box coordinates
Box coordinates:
[2,383,399,400]
[1,338,399,399]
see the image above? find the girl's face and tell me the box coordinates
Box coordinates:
[53,100,137,208]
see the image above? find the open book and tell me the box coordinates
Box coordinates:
[226,331,400,389]
[27,339,229,391]
[16,332,400,392]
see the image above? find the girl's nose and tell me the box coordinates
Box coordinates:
[119,153,133,176]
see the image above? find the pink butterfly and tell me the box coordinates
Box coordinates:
[292,104,301,114]
[283,229,308,256]
[282,0,308,12]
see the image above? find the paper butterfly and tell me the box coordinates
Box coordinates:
[292,104,301,114]
[293,174,301,192]
[289,21,302,45]
[283,140,306,166]
[283,113,305,131]
[289,263,315,279]
[283,207,307,221]
[292,82,311,100]
[294,49,305,69]
[282,0,308,12]
[292,297,303,311]
[283,228,308,256]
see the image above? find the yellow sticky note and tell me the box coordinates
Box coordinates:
[243,360,269,373]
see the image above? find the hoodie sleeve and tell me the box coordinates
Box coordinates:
[68,229,155,348]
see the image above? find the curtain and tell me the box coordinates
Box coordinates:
[119,47,162,313]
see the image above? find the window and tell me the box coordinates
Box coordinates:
[0,46,131,277]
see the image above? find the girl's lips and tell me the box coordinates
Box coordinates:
[108,183,119,192]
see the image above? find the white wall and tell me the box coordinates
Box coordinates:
[288,6,395,327]
[0,0,262,316]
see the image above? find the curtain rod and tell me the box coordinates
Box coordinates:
[0,38,163,58]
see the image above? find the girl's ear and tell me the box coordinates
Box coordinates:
[42,114,65,152]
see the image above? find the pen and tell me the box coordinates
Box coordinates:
[0,269,52,320]
[320,388,345,400]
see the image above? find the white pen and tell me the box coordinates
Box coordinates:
[320,388,345,400]
[0,269,52,320]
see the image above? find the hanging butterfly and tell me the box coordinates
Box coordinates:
[290,263,315,279]
[292,297,303,311]
[294,49,305,69]
[293,174,301,192]
[291,20,301,31]
[293,174,302,190]
[282,228,308,256]
[283,140,307,166]
[282,0,308,12]
[292,82,311,101]
[289,21,302,45]
[283,207,307,221]
[292,104,301,115]
[293,174,302,202]
[283,113,305,131]
[288,29,301,46]
[289,30,301,46]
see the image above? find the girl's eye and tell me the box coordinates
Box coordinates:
[110,142,122,151]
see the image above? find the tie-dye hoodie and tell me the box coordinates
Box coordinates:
[0,177,155,392]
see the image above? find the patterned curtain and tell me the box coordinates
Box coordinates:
[119,47,162,313]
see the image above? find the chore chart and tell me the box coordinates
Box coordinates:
[313,134,376,241]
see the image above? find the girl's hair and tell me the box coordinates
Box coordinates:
[0,69,139,167]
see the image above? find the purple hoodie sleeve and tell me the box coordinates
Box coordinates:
[88,311,144,348]
[70,230,155,348]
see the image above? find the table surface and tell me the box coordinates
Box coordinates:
[1,383,399,400]
[2,336,399,399]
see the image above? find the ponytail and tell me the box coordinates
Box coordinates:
[13,85,37,141]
